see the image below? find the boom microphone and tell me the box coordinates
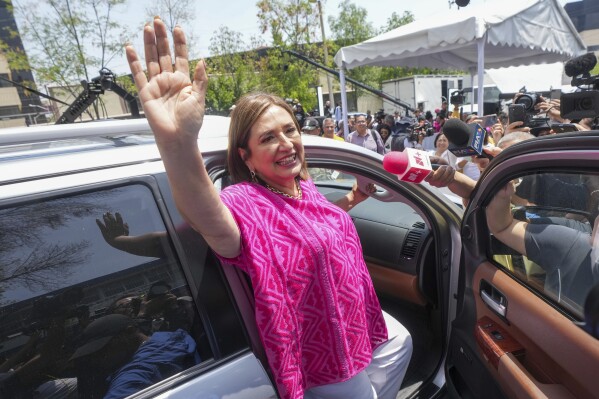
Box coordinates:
[383,148,436,184]
[564,53,597,78]
[443,118,487,158]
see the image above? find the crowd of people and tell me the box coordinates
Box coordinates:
[298,91,599,325]
[296,93,595,185]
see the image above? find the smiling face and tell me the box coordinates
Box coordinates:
[379,128,390,141]
[435,133,449,152]
[240,105,304,193]
[355,115,368,135]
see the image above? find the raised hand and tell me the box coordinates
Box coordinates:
[126,18,208,146]
[96,212,129,245]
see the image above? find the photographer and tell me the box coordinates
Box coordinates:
[403,129,424,150]
[421,121,438,151]
[510,91,565,136]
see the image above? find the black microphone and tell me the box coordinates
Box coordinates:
[443,118,488,158]
[455,0,470,6]
[564,53,597,77]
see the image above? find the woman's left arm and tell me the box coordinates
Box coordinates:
[335,183,375,212]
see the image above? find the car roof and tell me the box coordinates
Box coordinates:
[0,116,230,184]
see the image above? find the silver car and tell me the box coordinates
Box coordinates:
[0,117,598,398]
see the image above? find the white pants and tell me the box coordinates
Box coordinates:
[304,311,413,399]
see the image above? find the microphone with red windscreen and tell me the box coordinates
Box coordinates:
[383,148,437,184]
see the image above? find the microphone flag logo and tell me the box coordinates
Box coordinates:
[402,148,432,183]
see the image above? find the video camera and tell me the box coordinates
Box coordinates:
[407,121,435,141]
[450,90,465,106]
[514,89,542,113]
[509,87,550,135]
[561,53,599,126]
[375,109,386,123]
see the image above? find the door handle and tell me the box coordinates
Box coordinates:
[481,290,506,317]
[480,280,507,318]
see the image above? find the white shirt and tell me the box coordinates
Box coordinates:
[429,149,457,168]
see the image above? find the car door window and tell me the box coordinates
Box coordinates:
[487,170,599,317]
[309,167,356,184]
[0,184,210,399]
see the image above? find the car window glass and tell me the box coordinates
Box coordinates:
[309,167,356,184]
[0,184,209,399]
[487,171,599,317]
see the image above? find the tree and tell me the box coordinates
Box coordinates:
[327,0,379,100]
[256,0,322,111]
[205,26,261,113]
[328,0,375,48]
[0,198,101,302]
[6,0,129,119]
[380,11,414,34]
[257,0,320,48]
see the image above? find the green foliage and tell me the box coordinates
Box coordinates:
[380,11,414,34]
[11,0,128,102]
[327,0,374,48]
[256,0,320,48]
[253,0,323,109]
[115,73,137,95]
[205,26,262,113]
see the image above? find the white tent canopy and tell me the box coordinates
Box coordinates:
[485,63,567,95]
[333,0,587,131]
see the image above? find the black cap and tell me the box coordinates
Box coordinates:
[70,314,134,360]
[302,118,320,131]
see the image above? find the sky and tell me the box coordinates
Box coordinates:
[108,0,571,74]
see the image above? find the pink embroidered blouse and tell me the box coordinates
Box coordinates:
[218,179,387,399]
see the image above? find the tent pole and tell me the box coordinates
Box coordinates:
[339,66,350,138]
[470,72,475,114]
[477,34,486,116]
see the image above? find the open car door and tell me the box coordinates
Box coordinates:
[446,131,599,399]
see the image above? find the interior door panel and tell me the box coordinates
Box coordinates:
[447,133,599,399]
[366,261,428,306]
[472,263,599,399]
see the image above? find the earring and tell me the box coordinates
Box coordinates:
[250,170,257,182]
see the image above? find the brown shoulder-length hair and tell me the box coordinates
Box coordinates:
[227,92,309,183]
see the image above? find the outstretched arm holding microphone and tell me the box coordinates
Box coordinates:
[382,147,477,202]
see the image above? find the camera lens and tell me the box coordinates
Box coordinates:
[516,93,538,112]
[578,97,594,111]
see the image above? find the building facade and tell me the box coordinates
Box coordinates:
[0,0,45,128]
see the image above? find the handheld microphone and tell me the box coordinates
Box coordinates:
[383,148,436,184]
[564,53,597,77]
[443,118,487,158]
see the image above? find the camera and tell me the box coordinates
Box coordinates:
[450,90,464,106]
[514,90,542,113]
[407,121,433,141]
[561,53,599,125]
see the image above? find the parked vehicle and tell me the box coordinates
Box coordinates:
[382,75,463,114]
[0,118,598,398]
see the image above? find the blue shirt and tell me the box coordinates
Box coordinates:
[104,329,201,399]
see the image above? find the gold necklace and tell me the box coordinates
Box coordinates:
[264,178,302,200]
